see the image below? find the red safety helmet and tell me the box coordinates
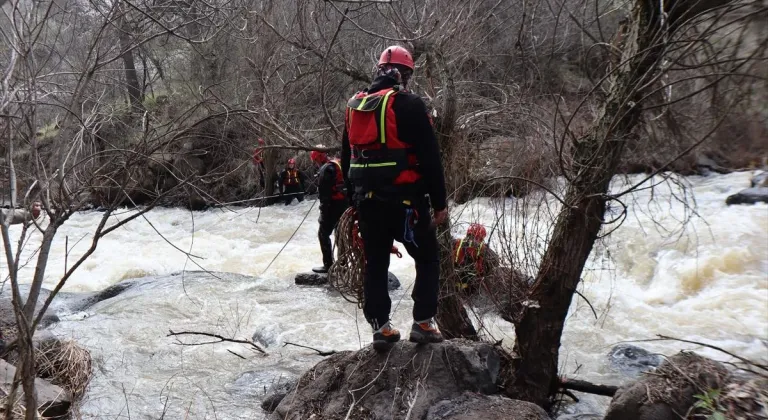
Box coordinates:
[378,45,414,70]
[467,223,487,241]
[288,158,296,165]
[310,150,327,163]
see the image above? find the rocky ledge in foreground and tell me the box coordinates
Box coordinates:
[268,339,548,420]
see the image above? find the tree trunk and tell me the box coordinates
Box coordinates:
[22,227,57,321]
[2,223,38,420]
[509,0,662,407]
[16,307,37,420]
[262,148,278,204]
[425,46,477,340]
[509,0,734,406]
[118,13,143,114]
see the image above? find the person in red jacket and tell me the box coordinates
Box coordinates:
[341,45,448,351]
[453,223,499,294]
[310,148,349,273]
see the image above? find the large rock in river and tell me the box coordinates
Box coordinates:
[608,344,662,378]
[725,187,768,205]
[272,340,504,420]
[604,352,729,420]
[295,271,401,290]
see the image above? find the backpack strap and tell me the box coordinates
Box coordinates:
[454,239,466,264]
[378,89,396,144]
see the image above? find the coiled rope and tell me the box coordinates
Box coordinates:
[328,207,401,307]
[328,208,366,306]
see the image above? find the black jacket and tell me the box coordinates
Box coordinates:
[279,168,306,192]
[317,161,341,204]
[341,76,448,211]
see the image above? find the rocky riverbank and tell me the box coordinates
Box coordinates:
[261,338,767,420]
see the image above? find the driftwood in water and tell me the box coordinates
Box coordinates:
[560,377,618,397]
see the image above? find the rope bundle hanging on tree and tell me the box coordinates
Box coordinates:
[328,207,401,307]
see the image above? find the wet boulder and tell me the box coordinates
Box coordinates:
[227,369,295,400]
[1,285,57,344]
[751,171,768,188]
[0,359,71,417]
[608,344,663,378]
[695,154,731,175]
[261,379,297,413]
[604,352,729,420]
[725,187,768,205]
[68,280,137,313]
[426,392,550,420]
[295,271,400,290]
[294,272,329,286]
[251,325,280,348]
[386,271,401,290]
[272,340,501,420]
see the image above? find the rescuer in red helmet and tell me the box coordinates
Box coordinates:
[279,158,306,205]
[310,147,348,273]
[453,223,499,294]
[341,45,449,351]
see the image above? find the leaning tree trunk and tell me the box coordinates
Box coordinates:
[507,0,730,406]
[421,44,477,339]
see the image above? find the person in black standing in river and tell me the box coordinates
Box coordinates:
[310,148,349,273]
[279,158,306,205]
[341,45,449,351]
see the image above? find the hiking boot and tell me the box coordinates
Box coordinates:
[409,318,444,344]
[312,266,329,274]
[372,322,401,352]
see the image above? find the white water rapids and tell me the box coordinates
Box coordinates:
[2,172,767,419]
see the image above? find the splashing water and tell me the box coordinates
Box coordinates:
[1,172,766,418]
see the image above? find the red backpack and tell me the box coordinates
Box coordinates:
[345,87,420,190]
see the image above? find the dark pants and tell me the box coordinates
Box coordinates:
[256,162,265,188]
[283,185,304,205]
[357,198,440,329]
[318,200,348,268]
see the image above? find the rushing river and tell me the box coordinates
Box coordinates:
[2,172,767,419]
